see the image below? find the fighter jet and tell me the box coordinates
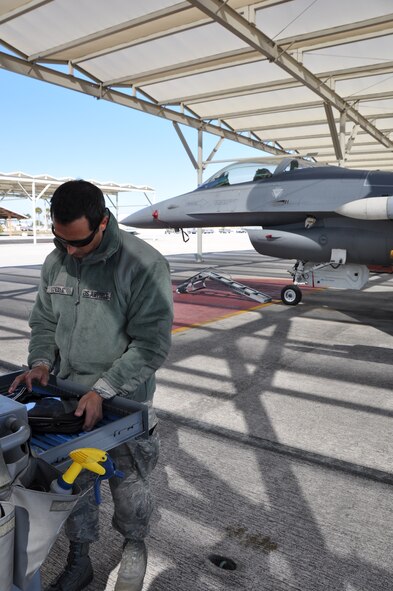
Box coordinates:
[122,157,393,305]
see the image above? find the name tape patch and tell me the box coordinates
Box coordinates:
[47,286,74,296]
[82,289,112,301]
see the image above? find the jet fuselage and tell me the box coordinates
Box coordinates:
[122,159,393,266]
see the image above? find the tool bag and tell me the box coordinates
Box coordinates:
[0,412,81,591]
[0,501,15,591]
[9,455,80,591]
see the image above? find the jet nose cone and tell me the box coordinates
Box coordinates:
[122,206,164,228]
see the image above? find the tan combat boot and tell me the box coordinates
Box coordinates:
[114,540,147,591]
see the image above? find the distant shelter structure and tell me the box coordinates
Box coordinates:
[0,172,155,243]
[0,205,28,234]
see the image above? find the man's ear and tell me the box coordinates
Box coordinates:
[100,214,109,230]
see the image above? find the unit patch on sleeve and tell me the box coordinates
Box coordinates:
[82,289,112,301]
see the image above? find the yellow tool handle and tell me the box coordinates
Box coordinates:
[62,462,83,485]
[62,448,108,485]
[81,461,106,476]
[69,447,107,464]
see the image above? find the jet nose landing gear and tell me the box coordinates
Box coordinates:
[281,284,302,306]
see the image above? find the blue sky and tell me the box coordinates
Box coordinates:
[0,68,267,221]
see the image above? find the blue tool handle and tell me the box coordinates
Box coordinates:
[93,469,125,504]
[93,456,125,504]
[94,479,102,505]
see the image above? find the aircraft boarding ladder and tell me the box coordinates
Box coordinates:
[176,269,272,304]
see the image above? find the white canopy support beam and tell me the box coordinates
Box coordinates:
[346,123,361,156]
[197,87,393,121]
[162,61,393,107]
[172,123,212,262]
[0,0,50,25]
[26,3,193,61]
[173,122,198,170]
[104,192,120,220]
[323,103,343,162]
[339,111,347,165]
[205,137,224,164]
[196,129,204,263]
[0,51,288,158]
[32,181,37,245]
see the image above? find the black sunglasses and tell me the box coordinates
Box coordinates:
[52,223,100,248]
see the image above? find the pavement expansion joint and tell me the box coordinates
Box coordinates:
[157,409,393,487]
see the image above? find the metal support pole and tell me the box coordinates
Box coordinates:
[173,122,205,261]
[32,181,37,245]
[324,102,343,162]
[196,130,204,262]
[339,112,346,167]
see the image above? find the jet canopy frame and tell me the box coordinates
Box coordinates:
[198,157,319,190]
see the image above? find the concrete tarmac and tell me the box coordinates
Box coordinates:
[1,235,393,591]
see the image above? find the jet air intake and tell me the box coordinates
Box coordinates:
[335,196,393,220]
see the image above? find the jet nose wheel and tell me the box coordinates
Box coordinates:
[281,285,302,306]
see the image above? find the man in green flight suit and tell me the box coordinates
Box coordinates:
[9,179,174,591]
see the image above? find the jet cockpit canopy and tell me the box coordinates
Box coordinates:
[197,157,318,191]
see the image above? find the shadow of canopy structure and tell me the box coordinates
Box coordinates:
[0,172,155,243]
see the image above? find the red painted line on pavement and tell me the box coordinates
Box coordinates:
[171,277,316,333]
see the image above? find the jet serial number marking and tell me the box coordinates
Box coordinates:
[215,199,237,206]
[187,199,208,207]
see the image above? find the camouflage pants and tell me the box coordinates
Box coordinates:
[65,431,160,543]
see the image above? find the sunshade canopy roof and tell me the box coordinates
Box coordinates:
[0,172,154,200]
[1,0,393,170]
[0,206,26,220]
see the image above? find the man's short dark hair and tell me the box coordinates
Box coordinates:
[51,180,106,230]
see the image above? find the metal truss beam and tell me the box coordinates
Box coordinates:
[244,112,393,132]
[0,0,52,25]
[26,9,393,88]
[187,0,393,150]
[26,0,258,63]
[324,103,343,161]
[106,49,257,87]
[158,61,393,106]
[28,3,193,61]
[0,51,287,157]
[98,18,393,89]
[194,89,393,121]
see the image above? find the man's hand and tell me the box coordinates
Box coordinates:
[75,390,103,431]
[8,364,50,394]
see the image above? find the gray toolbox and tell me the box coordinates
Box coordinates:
[0,370,148,468]
[0,370,149,591]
